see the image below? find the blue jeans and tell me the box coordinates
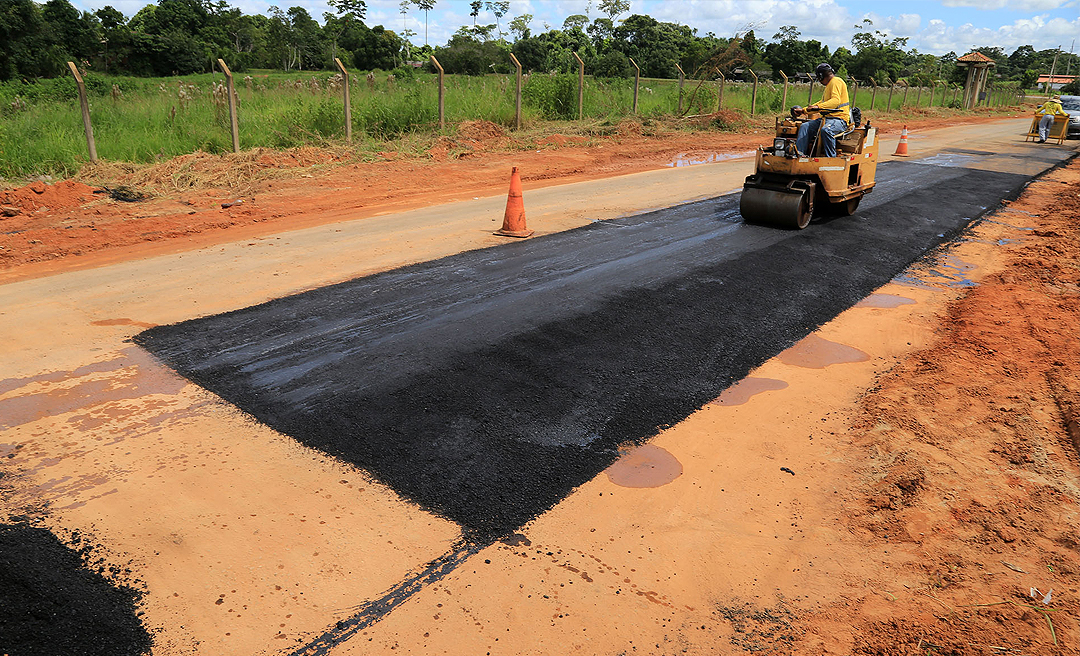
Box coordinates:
[1037,114,1054,141]
[796,117,847,157]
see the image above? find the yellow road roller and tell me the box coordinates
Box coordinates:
[740,113,878,229]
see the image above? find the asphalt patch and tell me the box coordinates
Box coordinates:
[0,523,152,656]
[136,163,1031,540]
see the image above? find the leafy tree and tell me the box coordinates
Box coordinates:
[456,23,495,42]
[95,5,127,73]
[739,29,761,60]
[598,0,629,21]
[1008,45,1036,72]
[563,15,587,33]
[678,30,722,75]
[469,1,482,25]
[764,25,808,77]
[327,0,366,19]
[0,0,51,79]
[1020,69,1039,89]
[511,35,546,70]
[485,1,508,40]
[849,19,907,83]
[610,14,691,78]
[431,30,506,74]
[324,11,365,66]
[592,49,629,77]
[353,23,401,70]
[42,0,99,64]
[587,17,612,49]
[508,14,531,40]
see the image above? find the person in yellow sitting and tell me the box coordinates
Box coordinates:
[793,63,851,157]
[1035,94,1068,143]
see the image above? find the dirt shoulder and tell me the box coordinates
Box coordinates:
[805,157,1080,654]
[0,109,1026,280]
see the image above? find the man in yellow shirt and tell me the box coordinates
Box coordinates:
[794,63,851,157]
[1035,94,1068,143]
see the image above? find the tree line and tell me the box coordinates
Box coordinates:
[2,0,1076,91]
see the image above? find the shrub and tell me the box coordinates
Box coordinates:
[522,73,577,119]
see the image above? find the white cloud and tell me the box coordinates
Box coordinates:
[908,13,1080,54]
[647,0,855,43]
[941,0,1067,9]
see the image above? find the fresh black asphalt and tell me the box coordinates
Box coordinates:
[135,151,1070,541]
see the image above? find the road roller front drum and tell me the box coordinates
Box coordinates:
[739,178,815,230]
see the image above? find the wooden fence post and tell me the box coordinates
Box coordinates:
[779,70,789,112]
[509,52,522,130]
[716,70,725,111]
[901,80,909,109]
[629,57,640,114]
[215,59,239,153]
[915,84,923,108]
[334,58,351,143]
[886,81,894,113]
[849,77,858,108]
[868,77,877,110]
[675,63,685,114]
[573,51,584,120]
[66,61,97,163]
[749,69,758,116]
[928,80,936,108]
[807,75,814,105]
[429,55,444,129]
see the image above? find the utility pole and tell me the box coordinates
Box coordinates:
[1067,39,1075,77]
[1045,45,1060,95]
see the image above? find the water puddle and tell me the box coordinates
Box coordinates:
[894,254,978,289]
[855,293,917,309]
[710,377,788,406]
[666,150,756,167]
[778,334,870,369]
[0,347,186,430]
[605,444,682,488]
[916,153,978,168]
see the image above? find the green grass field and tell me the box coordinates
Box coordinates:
[0,69,1025,180]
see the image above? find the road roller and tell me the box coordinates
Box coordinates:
[740,112,878,229]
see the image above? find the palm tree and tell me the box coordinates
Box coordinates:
[411,0,435,46]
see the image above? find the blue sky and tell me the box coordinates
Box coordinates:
[75,0,1080,57]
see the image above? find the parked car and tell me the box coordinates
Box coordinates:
[1060,95,1080,138]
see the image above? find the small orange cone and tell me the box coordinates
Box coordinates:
[892,125,910,157]
[495,166,534,238]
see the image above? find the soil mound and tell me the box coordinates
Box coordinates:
[458,120,505,141]
[0,180,96,216]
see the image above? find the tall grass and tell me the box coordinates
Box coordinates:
[0,70,1023,180]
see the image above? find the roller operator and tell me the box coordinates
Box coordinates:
[793,63,851,157]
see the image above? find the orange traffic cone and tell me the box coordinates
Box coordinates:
[892,126,910,157]
[495,166,534,238]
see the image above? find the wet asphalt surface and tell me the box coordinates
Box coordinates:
[136,152,1069,541]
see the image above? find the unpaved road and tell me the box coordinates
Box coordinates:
[1,117,1078,656]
